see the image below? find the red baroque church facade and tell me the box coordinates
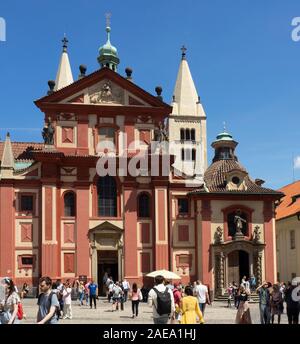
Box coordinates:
[0,26,282,296]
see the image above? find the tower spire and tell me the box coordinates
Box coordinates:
[172,46,205,118]
[54,35,74,91]
[1,132,15,178]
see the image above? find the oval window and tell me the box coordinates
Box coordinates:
[232,176,240,185]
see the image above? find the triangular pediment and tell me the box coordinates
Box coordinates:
[35,68,172,111]
[60,79,150,107]
[89,221,124,233]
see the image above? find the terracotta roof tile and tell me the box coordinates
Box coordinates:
[190,159,282,196]
[276,180,300,220]
[0,141,44,161]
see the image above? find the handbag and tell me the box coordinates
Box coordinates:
[17,302,24,320]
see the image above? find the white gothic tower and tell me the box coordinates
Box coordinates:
[168,47,207,184]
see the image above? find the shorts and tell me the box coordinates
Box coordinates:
[112,297,121,304]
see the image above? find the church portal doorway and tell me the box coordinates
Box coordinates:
[227,250,249,284]
[97,250,118,296]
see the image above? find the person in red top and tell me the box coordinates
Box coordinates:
[172,282,182,323]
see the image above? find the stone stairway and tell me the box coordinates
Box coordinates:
[214,293,259,303]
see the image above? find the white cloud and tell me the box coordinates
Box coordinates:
[294,156,300,169]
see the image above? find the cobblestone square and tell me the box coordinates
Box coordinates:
[19,298,289,324]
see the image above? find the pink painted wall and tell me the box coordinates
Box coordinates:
[264,201,276,283]
[0,185,15,277]
[154,189,169,270]
[45,187,53,241]
[201,200,212,288]
[41,243,58,277]
[76,187,90,276]
[124,187,138,278]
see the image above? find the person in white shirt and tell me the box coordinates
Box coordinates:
[194,280,210,315]
[122,279,130,302]
[62,282,72,320]
[108,281,115,303]
[148,275,175,324]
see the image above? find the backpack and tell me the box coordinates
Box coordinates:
[17,302,24,320]
[153,288,172,316]
[38,292,61,321]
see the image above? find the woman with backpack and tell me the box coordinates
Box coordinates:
[0,278,21,324]
[112,282,123,311]
[130,283,143,318]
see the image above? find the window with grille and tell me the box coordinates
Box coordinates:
[64,192,76,217]
[138,193,150,218]
[20,195,33,212]
[21,257,33,265]
[98,176,117,217]
[178,198,189,215]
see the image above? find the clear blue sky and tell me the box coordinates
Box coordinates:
[0,0,299,189]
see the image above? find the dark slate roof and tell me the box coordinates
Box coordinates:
[189,159,283,196]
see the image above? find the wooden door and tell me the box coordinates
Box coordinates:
[227,251,239,285]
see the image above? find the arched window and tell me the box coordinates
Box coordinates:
[64,192,76,217]
[98,176,117,217]
[191,129,195,141]
[192,149,196,161]
[138,193,150,218]
[185,129,191,141]
[181,148,185,161]
[180,128,185,141]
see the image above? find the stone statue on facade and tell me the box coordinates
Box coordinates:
[252,225,261,243]
[42,117,55,145]
[154,121,169,143]
[234,209,246,236]
[214,226,224,244]
[90,81,115,104]
[99,82,114,102]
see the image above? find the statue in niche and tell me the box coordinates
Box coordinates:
[154,121,169,142]
[252,225,261,243]
[234,209,247,235]
[42,117,55,145]
[214,226,224,244]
